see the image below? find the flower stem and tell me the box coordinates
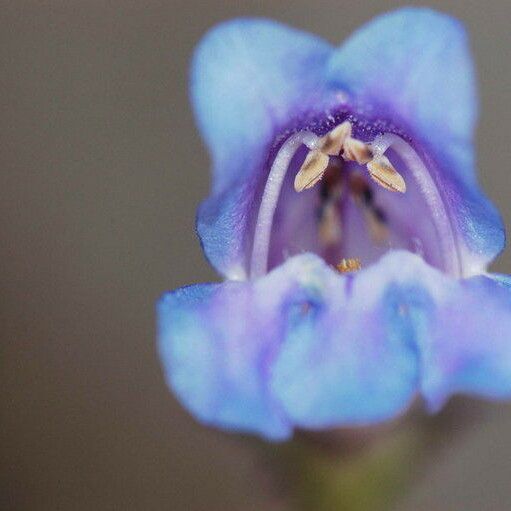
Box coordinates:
[254,402,477,511]
[278,428,423,511]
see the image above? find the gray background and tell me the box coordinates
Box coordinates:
[2,1,511,509]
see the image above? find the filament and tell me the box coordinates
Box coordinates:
[250,131,319,278]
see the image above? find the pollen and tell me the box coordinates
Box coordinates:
[336,258,362,273]
[294,149,330,192]
[366,155,406,193]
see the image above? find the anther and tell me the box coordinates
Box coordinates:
[317,121,352,156]
[366,155,406,193]
[343,137,373,164]
[336,258,362,273]
[294,150,330,192]
[295,122,355,193]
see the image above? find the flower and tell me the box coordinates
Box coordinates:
[157,8,511,440]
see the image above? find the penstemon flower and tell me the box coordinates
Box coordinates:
[158,8,511,440]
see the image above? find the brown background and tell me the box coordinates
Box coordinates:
[2,1,511,509]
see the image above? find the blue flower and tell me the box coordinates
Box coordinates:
[158,8,511,440]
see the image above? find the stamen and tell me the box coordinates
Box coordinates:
[336,258,362,273]
[250,131,319,278]
[319,203,342,247]
[295,122,354,193]
[366,155,406,193]
[349,173,389,244]
[371,133,461,276]
[318,121,352,156]
[294,150,330,192]
[343,138,373,164]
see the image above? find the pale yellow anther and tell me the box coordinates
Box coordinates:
[366,155,406,193]
[294,150,330,192]
[336,258,362,273]
[343,137,373,164]
[318,121,352,156]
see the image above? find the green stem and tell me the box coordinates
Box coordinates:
[280,428,424,511]
[255,402,477,511]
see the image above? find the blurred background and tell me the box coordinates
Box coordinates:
[2,1,511,509]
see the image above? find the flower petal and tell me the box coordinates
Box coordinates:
[158,252,422,437]
[191,18,331,191]
[271,251,511,429]
[196,174,256,280]
[159,251,511,439]
[326,8,504,271]
[419,273,511,409]
[442,168,505,274]
[327,8,476,171]
[157,281,292,440]
[192,19,331,277]
[270,252,422,428]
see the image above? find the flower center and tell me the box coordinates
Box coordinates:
[249,121,461,279]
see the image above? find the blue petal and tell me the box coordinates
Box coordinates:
[157,281,292,440]
[326,8,504,270]
[191,19,331,277]
[271,251,511,428]
[159,252,422,437]
[445,171,505,274]
[419,273,511,409]
[159,251,511,439]
[191,18,332,191]
[327,7,476,176]
[196,175,256,280]
[193,13,504,278]
[270,252,422,428]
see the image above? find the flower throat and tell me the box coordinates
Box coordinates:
[250,120,461,279]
